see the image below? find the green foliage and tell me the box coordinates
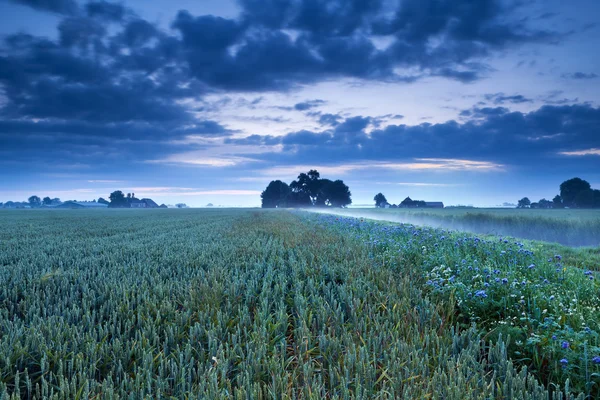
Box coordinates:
[309,212,600,397]
[0,209,585,399]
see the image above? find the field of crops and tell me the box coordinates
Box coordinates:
[1,209,599,399]
[325,208,600,247]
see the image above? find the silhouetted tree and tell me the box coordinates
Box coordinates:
[552,195,563,208]
[28,195,41,207]
[42,196,52,205]
[262,169,352,208]
[261,180,291,208]
[574,189,595,208]
[290,170,322,204]
[97,197,109,205]
[109,191,128,208]
[320,180,352,207]
[560,178,591,208]
[517,197,531,208]
[287,191,312,207]
[537,198,553,209]
[374,193,388,208]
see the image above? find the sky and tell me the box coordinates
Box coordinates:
[0,0,599,207]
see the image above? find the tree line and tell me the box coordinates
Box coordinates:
[261,170,351,208]
[373,193,432,208]
[517,177,600,209]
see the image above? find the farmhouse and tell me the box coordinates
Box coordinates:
[130,200,146,208]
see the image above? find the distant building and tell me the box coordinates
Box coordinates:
[141,198,159,208]
[130,200,146,208]
[425,202,444,208]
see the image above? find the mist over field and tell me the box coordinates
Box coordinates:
[307,208,600,248]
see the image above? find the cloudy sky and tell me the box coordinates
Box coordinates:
[1,0,599,206]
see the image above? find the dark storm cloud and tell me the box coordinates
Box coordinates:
[0,0,576,174]
[165,0,561,90]
[85,0,127,21]
[1,0,563,124]
[8,0,78,15]
[235,104,600,168]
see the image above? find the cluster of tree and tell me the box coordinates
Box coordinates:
[2,196,62,208]
[1,196,113,208]
[518,178,600,209]
[108,191,166,208]
[373,193,429,208]
[261,170,352,208]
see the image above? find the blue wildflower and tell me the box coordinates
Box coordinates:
[502,278,508,284]
[475,290,487,298]
[593,356,600,364]
[561,341,569,349]
[560,358,568,365]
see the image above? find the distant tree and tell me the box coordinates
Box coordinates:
[560,178,591,208]
[574,189,595,208]
[261,169,352,208]
[594,189,600,209]
[517,197,531,208]
[320,180,352,208]
[374,193,388,208]
[290,170,322,205]
[206,203,214,207]
[552,195,563,208]
[109,190,127,208]
[42,196,52,205]
[127,193,132,199]
[530,202,539,209]
[287,191,311,207]
[537,198,553,209]
[28,195,41,207]
[97,197,109,205]
[261,180,291,208]
[175,203,188,208]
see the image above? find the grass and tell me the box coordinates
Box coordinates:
[0,209,597,398]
